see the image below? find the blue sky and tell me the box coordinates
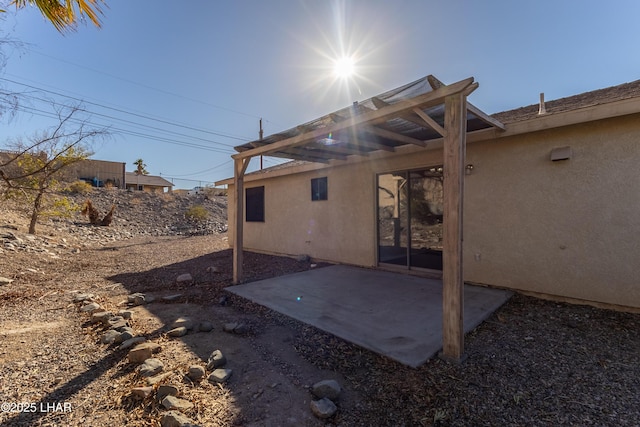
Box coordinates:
[1,1,639,189]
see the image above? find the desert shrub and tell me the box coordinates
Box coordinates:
[185,205,209,222]
[43,196,81,219]
[65,180,93,194]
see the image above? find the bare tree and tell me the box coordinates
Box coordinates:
[0,104,108,234]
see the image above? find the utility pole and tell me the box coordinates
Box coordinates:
[259,118,264,170]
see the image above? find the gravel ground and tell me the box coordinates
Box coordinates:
[1,189,640,426]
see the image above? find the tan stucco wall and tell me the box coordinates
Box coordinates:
[231,161,379,266]
[463,115,640,308]
[228,113,640,308]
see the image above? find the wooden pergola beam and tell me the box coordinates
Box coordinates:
[362,125,427,147]
[280,146,347,162]
[232,157,250,284]
[372,96,446,137]
[428,75,505,131]
[412,108,447,137]
[353,139,395,152]
[306,141,370,156]
[441,91,467,361]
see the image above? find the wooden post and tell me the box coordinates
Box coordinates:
[441,92,467,361]
[233,157,250,284]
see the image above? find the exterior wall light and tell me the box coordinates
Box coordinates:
[465,164,474,175]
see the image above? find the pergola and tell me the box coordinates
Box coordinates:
[230,75,504,361]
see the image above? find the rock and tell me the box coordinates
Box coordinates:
[311,379,341,401]
[310,397,337,419]
[208,368,232,383]
[0,277,14,285]
[206,350,227,370]
[101,330,121,344]
[218,295,228,306]
[146,371,172,385]
[128,293,146,306]
[233,323,249,334]
[115,329,134,344]
[128,342,161,363]
[161,395,194,411]
[206,266,219,273]
[223,322,248,334]
[176,273,193,283]
[198,321,214,332]
[157,384,180,400]
[162,293,183,302]
[187,365,206,381]
[91,311,113,324]
[131,386,153,399]
[120,326,135,335]
[118,309,134,319]
[167,327,188,337]
[161,410,197,427]
[296,254,310,262]
[73,293,94,303]
[128,348,152,364]
[119,337,146,350]
[107,316,129,331]
[139,358,164,377]
[80,302,101,313]
[170,317,194,330]
[223,322,237,333]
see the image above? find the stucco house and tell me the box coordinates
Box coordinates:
[124,172,174,193]
[217,75,640,357]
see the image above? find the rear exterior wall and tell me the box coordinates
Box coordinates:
[228,114,640,309]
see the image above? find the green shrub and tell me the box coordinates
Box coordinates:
[43,196,81,218]
[65,180,93,194]
[185,205,209,222]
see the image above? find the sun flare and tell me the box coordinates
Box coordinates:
[333,56,355,78]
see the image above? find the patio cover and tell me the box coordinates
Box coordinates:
[233,75,503,163]
[229,75,504,361]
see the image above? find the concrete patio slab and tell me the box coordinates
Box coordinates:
[226,265,511,367]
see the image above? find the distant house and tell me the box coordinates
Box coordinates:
[69,159,126,188]
[217,74,640,313]
[125,172,174,193]
[0,155,126,189]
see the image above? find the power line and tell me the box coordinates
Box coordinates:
[9,103,236,154]
[30,50,265,121]
[12,89,241,150]
[1,76,252,144]
[161,159,233,178]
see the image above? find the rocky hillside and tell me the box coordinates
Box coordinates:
[1,188,228,255]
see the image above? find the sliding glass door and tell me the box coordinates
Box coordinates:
[377,167,443,271]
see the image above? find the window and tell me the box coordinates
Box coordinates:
[311,177,328,201]
[246,186,265,222]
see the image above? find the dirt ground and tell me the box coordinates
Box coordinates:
[0,230,343,427]
[2,204,640,426]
